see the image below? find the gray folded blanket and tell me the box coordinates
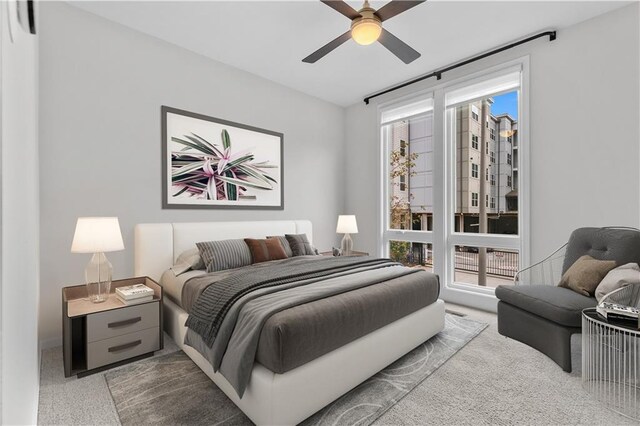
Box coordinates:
[186,256,395,347]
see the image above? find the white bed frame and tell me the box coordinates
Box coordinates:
[134,220,445,425]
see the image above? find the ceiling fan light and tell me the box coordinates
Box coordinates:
[351,19,382,46]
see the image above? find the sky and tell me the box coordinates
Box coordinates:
[491,91,518,119]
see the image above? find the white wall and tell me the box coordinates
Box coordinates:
[1,2,40,424]
[345,3,640,263]
[38,3,345,343]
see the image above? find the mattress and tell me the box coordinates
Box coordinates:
[181,258,440,377]
[256,270,439,373]
[159,268,206,308]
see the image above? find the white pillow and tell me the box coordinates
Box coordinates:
[595,262,640,302]
[170,248,205,276]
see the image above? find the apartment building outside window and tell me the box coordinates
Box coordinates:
[491,174,495,186]
[490,151,495,163]
[507,175,512,187]
[400,140,406,157]
[471,163,479,178]
[471,134,479,150]
[507,153,512,165]
[490,128,495,140]
[400,174,406,191]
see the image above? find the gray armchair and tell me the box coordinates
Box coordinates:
[496,227,640,372]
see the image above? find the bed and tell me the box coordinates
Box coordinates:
[134,220,445,425]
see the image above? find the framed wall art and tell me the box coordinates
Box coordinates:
[161,106,284,209]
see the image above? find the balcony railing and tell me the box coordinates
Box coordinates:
[393,244,519,279]
[454,248,519,278]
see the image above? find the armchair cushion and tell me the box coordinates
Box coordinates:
[496,285,596,328]
[558,255,617,297]
[562,228,640,275]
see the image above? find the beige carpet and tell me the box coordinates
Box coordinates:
[38,303,635,425]
[103,315,486,425]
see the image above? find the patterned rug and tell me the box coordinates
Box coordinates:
[106,314,487,425]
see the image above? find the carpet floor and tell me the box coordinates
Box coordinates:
[38,303,636,425]
[104,314,486,425]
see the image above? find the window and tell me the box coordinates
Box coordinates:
[383,102,434,232]
[448,75,522,290]
[508,136,513,143]
[507,153,512,165]
[380,64,526,309]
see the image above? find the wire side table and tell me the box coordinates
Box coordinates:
[582,308,640,420]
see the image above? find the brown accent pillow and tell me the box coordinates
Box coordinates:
[558,255,617,297]
[244,238,288,264]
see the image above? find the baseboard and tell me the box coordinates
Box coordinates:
[39,336,62,351]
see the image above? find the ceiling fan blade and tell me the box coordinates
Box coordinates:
[378,28,420,64]
[321,0,361,20]
[302,31,352,63]
[375,0,426,22]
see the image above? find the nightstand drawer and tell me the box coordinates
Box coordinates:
[87,302,159,343]
[87,327,160,370]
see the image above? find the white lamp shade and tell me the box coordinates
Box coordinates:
[336,215,358,234]
[71,217,125,253]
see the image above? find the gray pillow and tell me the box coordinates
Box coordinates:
[170,247,206,276]
[595,262,640,302]
[267,236,293,258]
[196,239,252,273]
[285,233,317,256]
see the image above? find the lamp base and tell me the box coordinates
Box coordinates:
[341,233,353,256]
[85,252,113,303]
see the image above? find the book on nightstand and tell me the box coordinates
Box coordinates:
[116,294,154,305]
[116,284,154,303]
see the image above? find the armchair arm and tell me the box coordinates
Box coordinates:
[514,243,567,286]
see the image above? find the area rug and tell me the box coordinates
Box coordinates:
[105,314,487,425]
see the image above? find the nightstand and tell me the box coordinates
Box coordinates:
[320,250,369,257]
[62,276,163,378]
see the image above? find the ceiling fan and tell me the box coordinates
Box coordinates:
[302,0,426,64]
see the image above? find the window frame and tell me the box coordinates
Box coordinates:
[377,58,530,312]
[471,134,479,150]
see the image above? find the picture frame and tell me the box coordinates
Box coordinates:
[161,106,284,210]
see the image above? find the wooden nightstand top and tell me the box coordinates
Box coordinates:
[319,250,369,257]
[64,276,161,318]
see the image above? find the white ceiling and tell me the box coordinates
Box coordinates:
[69,1,630,106]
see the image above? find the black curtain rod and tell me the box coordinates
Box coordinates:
[363,30,556,105]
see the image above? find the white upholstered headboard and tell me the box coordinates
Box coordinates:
[134,220,313,282]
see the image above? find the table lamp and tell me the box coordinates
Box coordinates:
[71,217,124,303]
[336,215,358,256]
